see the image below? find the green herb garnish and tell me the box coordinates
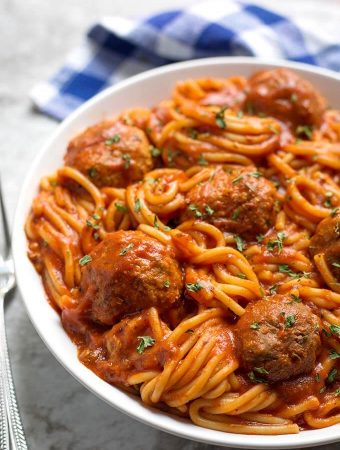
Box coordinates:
[119,243,134,256]
[136,336,155,354]
[234,235,245,252]
[296,125,313,140]
[285,314,296,329]
[215,106,227,129]
[150,147,161,157]
[232,175,243,185]
[232,208,241,220]
[186,282,203,293]
[205,205,214,216]
[86,220,100,230]
[198,154,208,166]
[267,231,285,254]
[134,199,142,213]
[122,153,131,169]
[79,255,92,266]
[327,368,337,384]
[105,134,121,145]
[115,203,128,213]
[188,204,202,218]
[329,350,340,360]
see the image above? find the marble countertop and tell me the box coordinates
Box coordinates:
[0,0,339,449]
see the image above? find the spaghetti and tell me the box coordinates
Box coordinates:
[26,68,340,435]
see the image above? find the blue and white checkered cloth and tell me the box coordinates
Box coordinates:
[31,0,340,121]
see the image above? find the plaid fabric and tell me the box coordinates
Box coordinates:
[31,0,340,121]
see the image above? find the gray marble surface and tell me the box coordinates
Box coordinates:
[0,0,339,449]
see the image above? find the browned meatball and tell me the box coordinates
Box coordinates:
[182,166,277,239]
[235,295,321,383]
[64,120,152,187]
[245,68,327,128]
[79,230,183,325]
[310,214,340,290]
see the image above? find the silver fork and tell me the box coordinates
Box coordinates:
[0,178,28,450]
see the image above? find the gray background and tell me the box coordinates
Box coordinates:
[1,0,339,449]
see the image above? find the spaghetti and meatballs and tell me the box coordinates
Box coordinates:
[26,68,340,435]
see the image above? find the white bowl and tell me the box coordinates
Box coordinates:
[12,57,340,449]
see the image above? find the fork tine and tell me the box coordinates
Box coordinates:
[0,175,11,258]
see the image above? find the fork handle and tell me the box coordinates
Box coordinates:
[0,295,28,450]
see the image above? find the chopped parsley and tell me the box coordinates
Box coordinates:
[324,192,333,208]
[320,386,327,394]
[163,280,170,288]
[122,153,131,169]
[79,255,92,266]
[105,134,121,145]
[88,167,97,178]
[269,284,278,295]
[248,370,267,384]
[331,207,339,217]
[336,388,340,396]
[198,154,208,166]
[115,203,128,213]
[145,177,155,185]
[232,208,241,220]
[93,232,99,241]
[332,261,340,268]
[256,234,264,243]
[215,106,227,129]
[329,325,340,336]
[327,368,337,384]
[285,314,296,329]
[154,215,160,229]
[296,125,313,140]
[134,199,142,213]
[186,282,203,293]
[315,374,321,382]
[249,171,262,179]
[119,243,134,256]
[267,231,285,254]
[232,175,243,185]
[278,264,310,280]
[237,110,244,119]
[250,322,260,330]
[237,273,246,279]
[150,146,161,157]
[92,213,100,220]
[188,203,202,218]
[254,367,269,375]
[205,205,214,216]
[136,336,155,354]
[329,350,340,360]
[86,220,100,230]
[290,294,302,303]
[234,235,245,252]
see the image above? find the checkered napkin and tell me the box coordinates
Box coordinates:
[31,0,340,121]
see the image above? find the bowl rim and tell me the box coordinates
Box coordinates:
[12,56,340,449]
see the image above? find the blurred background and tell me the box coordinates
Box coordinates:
[0,1,339,449]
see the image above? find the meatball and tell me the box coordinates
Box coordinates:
[182,166,277,239]
[79,230,183,325]
[64,120,152,187]
[309,213,340,288]
[245,68,327,128]
[235,295,321,383]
